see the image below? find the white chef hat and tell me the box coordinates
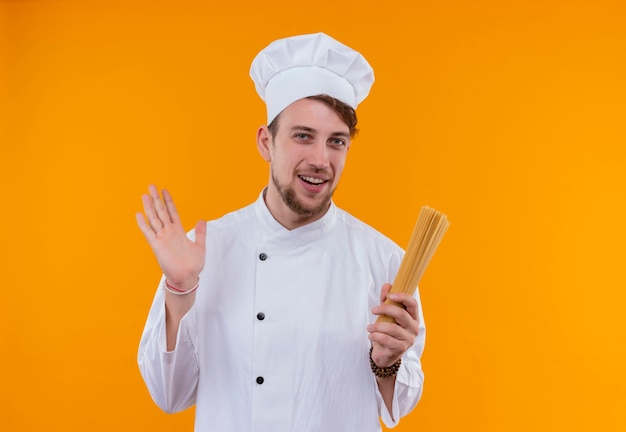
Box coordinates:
[250,32,375,124]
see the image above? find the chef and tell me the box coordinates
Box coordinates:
[137,32,425,431]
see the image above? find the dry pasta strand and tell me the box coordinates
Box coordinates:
[376,206,450,324]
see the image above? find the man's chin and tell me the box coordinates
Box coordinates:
[283,190,332,218]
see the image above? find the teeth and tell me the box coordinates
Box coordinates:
[300,175,326,185]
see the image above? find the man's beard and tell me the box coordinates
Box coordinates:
[271,171,334,217]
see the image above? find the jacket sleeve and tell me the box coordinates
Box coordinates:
[378,286,426,427]
[137,277,200,413]
[376,247,427,427]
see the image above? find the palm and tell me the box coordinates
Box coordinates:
[136,185,206,289]
[152,220,205,286]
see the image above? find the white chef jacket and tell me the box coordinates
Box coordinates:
[138,191,425,431]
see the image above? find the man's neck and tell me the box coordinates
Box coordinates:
[262,187,330,230]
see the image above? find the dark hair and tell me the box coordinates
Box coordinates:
[267,94,359,138]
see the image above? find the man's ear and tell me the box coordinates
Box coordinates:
[256,126,272,162]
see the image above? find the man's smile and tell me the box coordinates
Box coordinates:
[298,175,328,185]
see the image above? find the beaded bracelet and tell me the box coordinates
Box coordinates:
[163,279,199,296]
[369,346,402,378]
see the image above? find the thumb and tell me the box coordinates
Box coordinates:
[380,282,392,304]
[194,220,207,248]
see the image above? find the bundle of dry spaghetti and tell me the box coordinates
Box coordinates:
[377,206,450,323]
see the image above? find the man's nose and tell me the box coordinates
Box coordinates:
[307,141,330,168]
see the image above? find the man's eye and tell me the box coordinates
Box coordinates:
[330,138,346,146]
[295,133,310,140]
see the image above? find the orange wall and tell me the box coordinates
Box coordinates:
[1,0,625,430]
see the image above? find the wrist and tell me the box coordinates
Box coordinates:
[369,346,402,378]
[164,278,199,295]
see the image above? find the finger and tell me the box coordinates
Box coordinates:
[162,189,181,225]
[135,212,156,244]
[368,322,415,356]
[373,300,407,321]
[368,321,406,340]
[387,292,419,321]
[373,302,417,332]
[148,184,172,225]
[368,330,407,353]
[142,193,164,233]
[379,282,392,304]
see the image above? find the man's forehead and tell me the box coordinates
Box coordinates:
[281,98,345,120]
[270,97,352,136]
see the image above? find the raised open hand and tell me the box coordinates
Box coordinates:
[135,185,206,291]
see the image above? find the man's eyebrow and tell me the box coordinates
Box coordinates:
[290,126,350,138]
[290,125,316,133]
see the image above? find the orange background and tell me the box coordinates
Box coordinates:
[1,0,625,430]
